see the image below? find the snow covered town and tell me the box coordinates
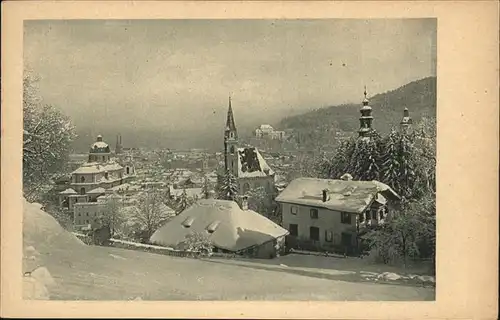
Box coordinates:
[21,19,437,301]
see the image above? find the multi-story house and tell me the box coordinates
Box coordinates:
[276,177,401,254]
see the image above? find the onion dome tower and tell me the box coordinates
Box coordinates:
[400,107,413,133]
[358,86,374,139]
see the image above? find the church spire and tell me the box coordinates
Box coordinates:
[225,94,238,140]
[358,86,374,138]
[223,94,239,175]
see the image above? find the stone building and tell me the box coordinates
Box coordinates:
[255,124,285,140]
[220,96,276,198]
[58,134,136,230]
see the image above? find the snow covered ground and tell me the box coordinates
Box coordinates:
[23,199,435,301]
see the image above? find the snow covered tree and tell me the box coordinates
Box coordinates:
[23,70,76,201]
[132,189,174,241]
[246,186,272,215]
[179,232,213,257]
[102,198,125,236]
[175,189,193,215]
[216,170,238,201]
[363,196,435,268]
[379,129,417,200]
[321,133,383,181]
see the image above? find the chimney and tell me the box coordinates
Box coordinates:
[241,195,249,210]
[322,189,329,202]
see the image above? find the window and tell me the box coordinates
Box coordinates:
[372,209,377,219]
[310,208,318,219]
[86,212,89,216]
[78,213,81,216]
[230,146,235,154]
[290,206,298,215]
[80,176,85,183]
[80,188,85,195]
[341,212,351,224]
[104,172,109,179]
[365,211,370,221]
[310,227,320,241]
[359,212,364,223]
[325,230,333,242]
[126,167,130,175]
[379,208,385,220]
[289,224,298,237]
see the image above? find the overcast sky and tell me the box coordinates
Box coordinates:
[24,19,436,146]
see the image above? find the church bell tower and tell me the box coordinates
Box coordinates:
[224,95,239,177]
[358,87,374,139]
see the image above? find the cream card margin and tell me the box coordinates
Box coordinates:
[1,1,499,319]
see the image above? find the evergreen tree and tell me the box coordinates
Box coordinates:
[216,170,239,201]
[318,137,356,179]
[201,176,211,199]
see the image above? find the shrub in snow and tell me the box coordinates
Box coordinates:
[177,232,213,257]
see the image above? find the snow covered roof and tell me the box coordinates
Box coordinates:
[236,147,274,178]
[87,187,106,194]
[89,135,110,153]
[257,124,274,130]
[150,199,288,252]
[59,188,77,195]
[275,178,401,214]
[71,161,123,175]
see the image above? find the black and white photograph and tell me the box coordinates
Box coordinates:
[21,18,438,301]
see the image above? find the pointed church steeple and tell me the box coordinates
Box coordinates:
[358,86,374,138]
[225,95,238,141]
[223,95,239,176]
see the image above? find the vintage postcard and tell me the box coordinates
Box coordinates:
[1,1,498,319]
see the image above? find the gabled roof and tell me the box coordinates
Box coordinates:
[59,188,77,195]
[275,178,401,214]
[236,147,274,178]
[150,199,288,252]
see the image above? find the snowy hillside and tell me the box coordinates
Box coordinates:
[22,199,434,301]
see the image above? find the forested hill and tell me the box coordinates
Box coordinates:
[279,77,436,148]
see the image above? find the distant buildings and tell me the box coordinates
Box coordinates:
[255,124,286,141]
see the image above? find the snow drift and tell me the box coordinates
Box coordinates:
[23,198,84,299]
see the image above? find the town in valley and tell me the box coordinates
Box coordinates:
[22,19,437,301]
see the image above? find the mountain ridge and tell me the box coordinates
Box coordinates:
[277,77,436,150]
